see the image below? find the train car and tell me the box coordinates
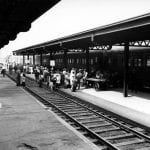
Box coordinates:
[34,46,150,90]
[52,46,150,90]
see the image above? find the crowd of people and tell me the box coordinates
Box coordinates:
[8,64,135,92]
[33,66,88,92]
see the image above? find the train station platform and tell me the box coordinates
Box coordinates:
[0,75,99,150]
[26,74,150,128]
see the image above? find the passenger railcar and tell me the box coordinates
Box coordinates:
[38,46,150,89]
[53,46,150,89]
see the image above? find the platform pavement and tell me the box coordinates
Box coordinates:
[0,75,100,150]
[26,74,150,128]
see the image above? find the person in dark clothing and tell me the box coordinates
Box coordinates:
[38,74,43,88]
[21,73,26,87]
[16,70,21,86]
[76,69,83,90]
[1,68,6,77]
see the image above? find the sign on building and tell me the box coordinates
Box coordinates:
[50,60,55,66]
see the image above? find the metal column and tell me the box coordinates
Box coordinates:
[33,54,35,65]
[63,50,67,69]
[48,51,53,67]
[86,48,89,73]
[27,54,30,64]
[23,54,25,65]
[123,42,129,97]
[40,53,43,66]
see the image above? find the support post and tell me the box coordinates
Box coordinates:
[49,51,53,62]
[40,53,43,66]
[27,54,30,64]
[86,48,89,73]
[63,50,67,69]
[23,54,25,65]
[33,54,35,65]
[124,42,129,97]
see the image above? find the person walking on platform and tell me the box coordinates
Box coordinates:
[16,70,21,86]
[82,69,88,86]
[34,68,40,82]
[76,69,83,90]
[21,73,26,88]
[70,68,77,92]
[38,74,43,88]
[1,66,6,77]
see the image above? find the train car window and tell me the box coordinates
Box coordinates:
[147,59,150,67]
[128,59,131,66]
[134,59,138,67]
[82,58,85,64]
[108,58,111,64]
[95,57,98,63]
[138,59,142,67]
[134,58,142,67]
[91,59,94,65]
[72,59,74,63]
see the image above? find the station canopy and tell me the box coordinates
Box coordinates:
[0,0,60,49]
[14,13,150,55]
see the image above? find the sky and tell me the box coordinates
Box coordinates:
[0,0,150,60]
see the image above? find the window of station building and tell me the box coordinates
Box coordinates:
[76,58,79,64]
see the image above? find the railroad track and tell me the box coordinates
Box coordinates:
[8,73,150,150]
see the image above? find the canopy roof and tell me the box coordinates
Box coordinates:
[14,13,150,55]
[0,0,60,49]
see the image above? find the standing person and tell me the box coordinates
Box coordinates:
[70,68,77,92]
[16,70,21,86]
[47,72,54,91]
[76,69,83,90]
[38,74,43,88]
[34,68,40,82]
[64,71,70,88]
[1,66,6,77]
[21,73,26,87]
[83,69,88,87]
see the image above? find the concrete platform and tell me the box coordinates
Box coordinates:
[61,88,150,128]
[0,75,99,150]
[26,74,150,128]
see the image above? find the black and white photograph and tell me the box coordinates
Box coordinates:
[0,0,150,149]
